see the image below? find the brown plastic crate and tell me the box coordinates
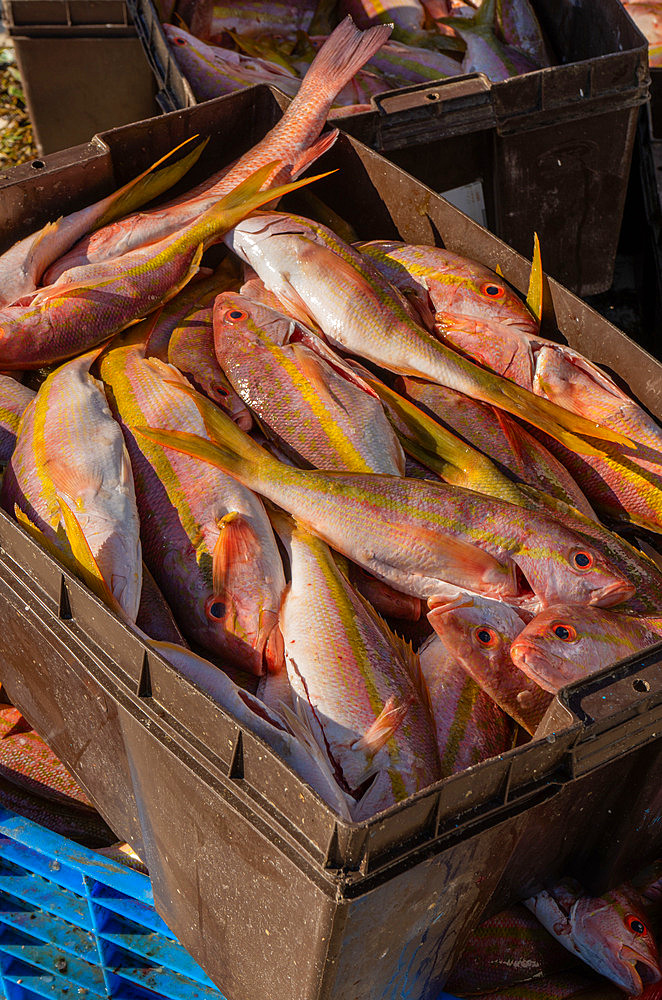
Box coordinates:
[1,87,662,1000]
[2,0,158,154]
[126,0,649,295]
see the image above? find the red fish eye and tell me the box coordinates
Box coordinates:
[205,596,225,622]
[572,550,593,570]
[551,622,577,642]
[625,915,648,936]
[173,36,187,45]
[475,626,498,647]
[212,383,229,398]
[225,308,248,322]
[480,281,505,299]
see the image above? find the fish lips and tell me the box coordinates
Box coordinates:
[509,639,563,693]
[588,578,637,609]
[613,944,661,995]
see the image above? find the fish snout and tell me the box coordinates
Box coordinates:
[618,945,662,995]
[588,578,637,609]
[509,639,560,693]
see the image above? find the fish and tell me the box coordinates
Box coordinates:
[210,1,317,38]
[427,593,551,733]
[273,511,440,819]
[443,0,540,79]
[47,17,391,273]
[167,301,252,431]
[524,878,661,995]
[136,563,189,646]
[365,38,463,82]
[496,0,550,66]
[622,2,662,66]
[446,903,581,995]
[358,366,593,519]
[134,388,635,610]
[0,136,206,308]
[418,632,514,775]
[224,212,629,455]
[357,238,539,345]
[347,564,422,620]
[467,972,623,998]
[150,640,353,818]
[340,0,426,33]
[0,374,35,463]
[0,164,328,370]
[531,347,662,534]
[212,291,405,473]
[99,338,285,674]
[1,350,142,620]
[143,260,240,360]
[510,604,662,693]
[163,24,302,101]
[400,377,596,517]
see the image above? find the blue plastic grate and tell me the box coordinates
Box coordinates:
[0,806,464,1000]
[0,807,225,999]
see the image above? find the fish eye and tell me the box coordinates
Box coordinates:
[205,596,225,622]
[475,626,498,648]
[480,281,505,299]
[625,915,647,936]
[212,383,229,398]
[173,35,187,45]
[571,549,593,571]
[551,622,577,642]
[225,308,248,322]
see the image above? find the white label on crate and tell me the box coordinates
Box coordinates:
[439,180,487,227]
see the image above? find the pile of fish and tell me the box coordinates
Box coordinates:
[1,15,661,832]
[622,0,662,66]
[157,0,553,108]
[447,867,662,997]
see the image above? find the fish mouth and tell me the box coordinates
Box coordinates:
[427,593,475,614]
[616,946,662,995]
[509,640,561,693]
[588,579,637,608]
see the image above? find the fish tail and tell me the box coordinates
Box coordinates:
[296,16,392,106]
[498,380,633,454]
[133,384,279,490]
[184,160,336,247]
[95,135,209,230]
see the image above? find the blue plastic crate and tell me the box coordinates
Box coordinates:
[0,805,463,1000]
[0,806,226,999]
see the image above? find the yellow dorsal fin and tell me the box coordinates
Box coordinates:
[526,232,543,326]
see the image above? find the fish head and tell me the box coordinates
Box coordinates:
[431,261,538,334]
[532,346,629,425]
[224,211,310,262]
[427,593,527,680]
[512,537,635,610]
[509,604,641,693]
[213,290,295,352]
[569,887,660,995]
[435,311,540,389]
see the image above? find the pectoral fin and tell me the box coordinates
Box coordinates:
[352,695,413,754]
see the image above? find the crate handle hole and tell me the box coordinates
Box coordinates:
[633,678,651,693]
[426,92,440,101]
[31,160,45,170]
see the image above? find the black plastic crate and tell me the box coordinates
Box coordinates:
[1,0,158,154]
[126,0,649,296]
[1,87,662,1000]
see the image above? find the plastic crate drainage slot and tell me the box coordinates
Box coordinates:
[0,806,225,999]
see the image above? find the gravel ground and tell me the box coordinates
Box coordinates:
[0,28,37,170]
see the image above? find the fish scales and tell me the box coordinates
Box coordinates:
[2,352,142,619]
[418,633,513,775]
[279,518,440,816]
[213,292,404,473]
